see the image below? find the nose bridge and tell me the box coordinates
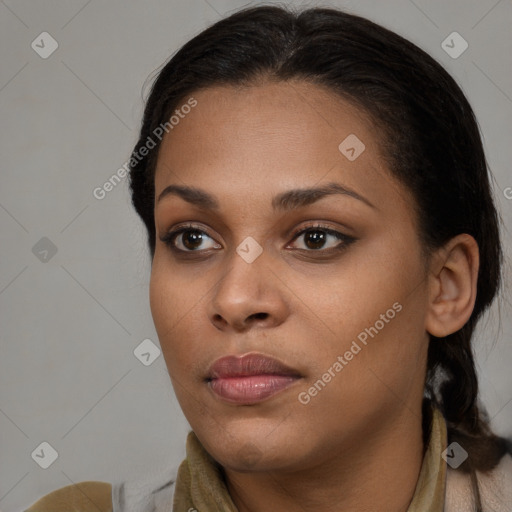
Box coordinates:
[214,244,267,308]
[209,241,286,330]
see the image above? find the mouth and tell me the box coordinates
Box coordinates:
[206,353,302,405]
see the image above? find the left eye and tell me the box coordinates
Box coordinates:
[288,226,353,251]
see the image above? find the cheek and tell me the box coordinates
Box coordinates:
[149,262,189,358]
[289,249,413,340]
[292,235,428,381]
[149,258,213,376]
[149,265,176,337]
[292,301,427,436]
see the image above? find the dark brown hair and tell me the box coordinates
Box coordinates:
[128,4,510,508]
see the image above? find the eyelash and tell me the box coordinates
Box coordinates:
[160,223,356,256]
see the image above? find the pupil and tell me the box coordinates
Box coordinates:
[183,230,203,250]
[305,230,326,249]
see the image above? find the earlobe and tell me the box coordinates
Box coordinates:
[425,234,479,338]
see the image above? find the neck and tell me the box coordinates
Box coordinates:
[223,406,425,512]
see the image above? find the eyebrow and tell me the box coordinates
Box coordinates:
[156,182,375,211]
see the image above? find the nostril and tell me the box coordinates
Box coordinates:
[251,312,268,321]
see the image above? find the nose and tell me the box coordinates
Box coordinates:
[208,248,289,333]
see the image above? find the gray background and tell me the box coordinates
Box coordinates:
[0,0,511,510]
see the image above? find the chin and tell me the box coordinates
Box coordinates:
[196,421,308,472]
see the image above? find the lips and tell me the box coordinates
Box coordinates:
[206,353,302,404]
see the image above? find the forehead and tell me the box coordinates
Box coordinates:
[153,80,407,215]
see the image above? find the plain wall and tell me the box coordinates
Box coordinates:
[0,0,511,510]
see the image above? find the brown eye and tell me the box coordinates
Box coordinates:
[289,226,355,252]
[161,227,221,252]
[181,229,206,250]
[303,230,328,249]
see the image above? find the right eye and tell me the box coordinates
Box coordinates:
[160,225,222,253]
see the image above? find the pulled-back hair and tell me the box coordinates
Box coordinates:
[128,4,510,507]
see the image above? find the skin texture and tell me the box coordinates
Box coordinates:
[149,80,479,512]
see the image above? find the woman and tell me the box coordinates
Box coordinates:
[26,4,512,512]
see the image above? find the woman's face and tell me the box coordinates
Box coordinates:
[150,80,431,472]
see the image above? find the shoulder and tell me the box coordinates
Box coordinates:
[445,452,512,512]
[25,463,178,512]
[24,481,112,512]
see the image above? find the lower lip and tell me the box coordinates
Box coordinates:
[208,375,300,404]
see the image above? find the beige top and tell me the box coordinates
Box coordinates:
[25,406,512,511]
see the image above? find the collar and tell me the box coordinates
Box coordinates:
[407,405,447,511]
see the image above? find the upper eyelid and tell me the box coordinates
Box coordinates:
[164,222,345,239]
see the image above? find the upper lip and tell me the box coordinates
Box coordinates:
[206,353,302,380]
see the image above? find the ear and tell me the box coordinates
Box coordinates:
[425,234,479,338]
